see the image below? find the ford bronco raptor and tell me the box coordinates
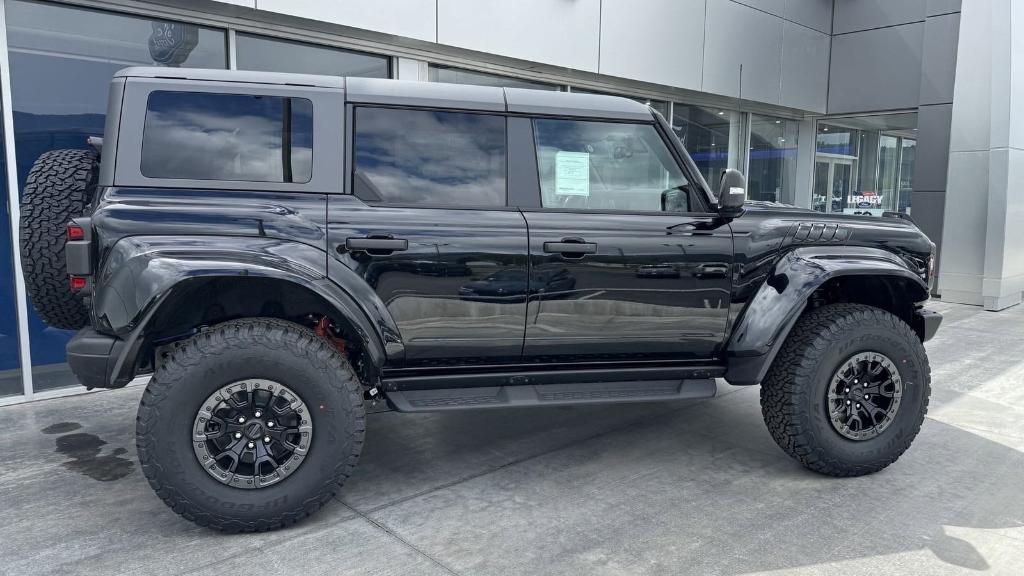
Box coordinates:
[20,68,941,532]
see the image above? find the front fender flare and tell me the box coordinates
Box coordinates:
[724,246,928,386]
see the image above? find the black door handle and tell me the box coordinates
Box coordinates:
[345,236,408,255]
[543,238,597,258]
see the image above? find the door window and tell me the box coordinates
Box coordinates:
[533,119,690,212]
[352,107,506,206]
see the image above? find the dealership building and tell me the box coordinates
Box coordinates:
[0,0,1016,403]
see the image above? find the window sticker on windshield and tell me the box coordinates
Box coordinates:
[555,151,590,196]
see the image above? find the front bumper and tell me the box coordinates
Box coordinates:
[915,307,942,342]
[66,328,131,389]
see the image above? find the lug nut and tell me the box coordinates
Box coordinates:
[254,410,262,418]
[856,403,861,408]
[854,379,859,384]
[247,441,255,449]
[846,400,851,405]
[238,416,246,424]
[234,432,242,439]
[267,422,275,428]
[865,395,870,400]
[844,387,850,393]
[264,436,271,443]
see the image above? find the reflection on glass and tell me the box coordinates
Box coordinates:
[813,113,917,215]
[429,65,560,90]
[353,108,506,206]
[236,34,388,78]
[533,118,688,212]
[0,108,22,398]
[5,0,226,392]
[142,92,313,183]
[671,103,736,188]
[748,115,799,204]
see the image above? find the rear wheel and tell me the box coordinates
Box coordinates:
[19,148,98,329]
[760,303,931,476]
[136,318,366,532]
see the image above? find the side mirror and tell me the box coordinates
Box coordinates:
[717,169,746,216]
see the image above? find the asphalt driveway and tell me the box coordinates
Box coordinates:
[2,300,1023,575]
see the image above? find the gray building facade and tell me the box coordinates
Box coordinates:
[0,0,1002,404]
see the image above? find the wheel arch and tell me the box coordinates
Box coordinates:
[95,236,397,387]
[724,246,930,386]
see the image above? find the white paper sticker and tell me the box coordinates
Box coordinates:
[555,151,590,196]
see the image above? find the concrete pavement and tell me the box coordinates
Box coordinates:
[1,300,1022,575]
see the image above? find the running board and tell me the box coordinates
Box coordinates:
[385,379,716,412]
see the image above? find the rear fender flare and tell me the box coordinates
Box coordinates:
[95,236,401,384]
[724,246,928,386]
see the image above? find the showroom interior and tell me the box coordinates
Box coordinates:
[0,0,988,404]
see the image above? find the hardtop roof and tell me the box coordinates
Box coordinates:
[115,67,654,121]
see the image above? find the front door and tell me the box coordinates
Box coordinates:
[521,117,733,363]
[328,106,527,368]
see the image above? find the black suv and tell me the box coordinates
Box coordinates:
[20,68,941,532]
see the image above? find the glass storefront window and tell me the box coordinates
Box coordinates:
[813,113,917,215]
[671,104,739,188]
[6,0,227,392]
[429,65,560,90]
[236,33,389,78]
[0,109,22,398]
[747,115,799,204]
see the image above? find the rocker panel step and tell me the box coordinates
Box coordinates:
[385,379,716,412]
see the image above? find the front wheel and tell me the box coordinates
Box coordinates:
[760,303,931,476]
[136,318,366,532]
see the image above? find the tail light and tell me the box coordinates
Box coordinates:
[69,275,87,292]
[67,222,85,241]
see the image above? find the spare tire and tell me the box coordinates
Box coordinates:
[19,148,98,330]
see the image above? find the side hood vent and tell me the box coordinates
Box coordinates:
[785,222,850,245]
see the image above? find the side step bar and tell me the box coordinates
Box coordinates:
[385,379,716,412]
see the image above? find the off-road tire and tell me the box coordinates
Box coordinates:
[136,318,366,532]
[19,148,98,330]
[760,303,930,476]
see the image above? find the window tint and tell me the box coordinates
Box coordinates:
[142,91,313,183]
[353,107,506,206]
[533,119,690,213]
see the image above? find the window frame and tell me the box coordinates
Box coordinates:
[345,103,513,210]
[140,90,315,184]
[517,114,714,216]
[114,77,345,193]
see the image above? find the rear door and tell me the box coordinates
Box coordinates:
[520,117,733,363]
[327,106,528,368]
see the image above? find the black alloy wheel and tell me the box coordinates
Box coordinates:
[193,379,313,489]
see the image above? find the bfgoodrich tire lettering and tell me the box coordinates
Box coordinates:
[19,148,98,330]
[760,303,931,477]
[136,318,365,532]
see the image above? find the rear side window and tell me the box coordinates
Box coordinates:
[141,91,313,183]
[533,118,690,213]
[352,107,506,206]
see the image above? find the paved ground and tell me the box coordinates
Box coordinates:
[2,300,1023,575]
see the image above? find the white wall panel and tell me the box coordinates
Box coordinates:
[702,0,783,105]
[785,0,832,33]
[437,0,600,72]
[599,0,704,90]
[256,0,436,42]
[828,23,924,113]
[780,21,828,112]
[833,0,926,34]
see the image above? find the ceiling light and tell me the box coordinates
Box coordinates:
[718,111,725,116]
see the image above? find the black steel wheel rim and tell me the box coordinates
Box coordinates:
[192,379,313,489]
[827,352,903,441]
